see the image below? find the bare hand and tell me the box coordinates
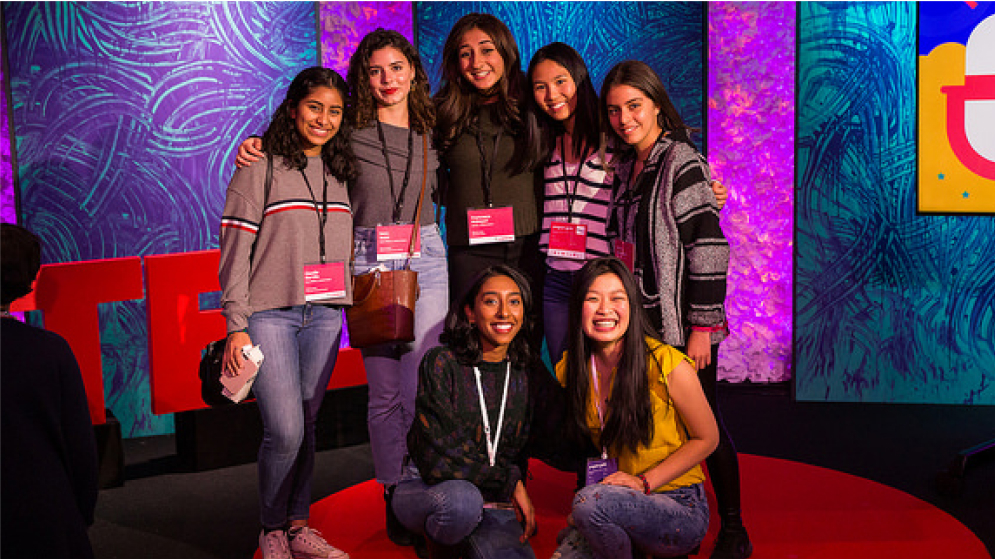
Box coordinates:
[686,330,712,371]
[235,137,265,168]
[600,471,644,492]
[512,481,537,543]
[711,180,728,210]
[223,331,252,377]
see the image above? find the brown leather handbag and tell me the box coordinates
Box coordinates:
[345,136,428,348]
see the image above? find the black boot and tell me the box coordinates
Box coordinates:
[710,524,752,559]
[385,485,416,546]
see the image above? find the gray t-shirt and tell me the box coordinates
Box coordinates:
[350,123,438,228]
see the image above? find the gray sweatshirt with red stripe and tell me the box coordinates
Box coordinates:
[219,155,353,334]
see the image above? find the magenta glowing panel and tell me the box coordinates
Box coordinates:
[710,2,796,382]
[319,1,414,76]
[1,34,15,225]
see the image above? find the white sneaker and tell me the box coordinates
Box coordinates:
[288,526,349,559]
[259,529,292,559]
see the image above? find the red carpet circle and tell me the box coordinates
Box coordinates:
[257,454,989,558]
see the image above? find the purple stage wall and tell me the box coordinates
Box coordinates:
[4,3,982,438]
[1,30,15,224]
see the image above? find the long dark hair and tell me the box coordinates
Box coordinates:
[523,42,601,171]
[440,264,534,368]
[599,60,697,148]
[347,29,435,134]
[434,13,527,156]
[563,257,658,454]
[262,66,358,182]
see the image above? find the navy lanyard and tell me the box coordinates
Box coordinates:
[559,136,591,224]
[300,163,329,264]
[476,127,504,208]
[376,120,415,223]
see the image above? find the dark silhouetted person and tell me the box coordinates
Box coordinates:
[1,223,99,559]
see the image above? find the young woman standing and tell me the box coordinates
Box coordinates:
[345,29,449,548]
[237,31,448,547]
[600,60,751,559]
[433,13,545,352]
[220,66,357,559]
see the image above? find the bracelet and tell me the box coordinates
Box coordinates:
[637,473,651,494]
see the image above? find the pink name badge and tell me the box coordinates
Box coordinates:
[467,207,515,245]
[612,239,636,272]
[376,224,421,260]
[548,221,588,260]
[303,262,346,302]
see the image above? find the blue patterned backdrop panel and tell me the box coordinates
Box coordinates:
[415,1,705,145]
[795,2,994,404]
[4,1,317,436]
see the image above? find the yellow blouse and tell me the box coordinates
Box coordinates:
[556,338,705,492]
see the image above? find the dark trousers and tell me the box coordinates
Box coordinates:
[677,343,743,526]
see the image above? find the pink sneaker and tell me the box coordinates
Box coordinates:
[288,526,349,559]
[259,529,292,559]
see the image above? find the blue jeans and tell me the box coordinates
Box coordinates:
[543,268,575,366]
[556,483,708,559]
[248,304,343,529]
[392,467,536,559]
[353,225,450,486]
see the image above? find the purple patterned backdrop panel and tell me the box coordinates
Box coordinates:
[319,2,414,76]
[4,2,317,437]
[1,32,15,224]
[710,3,796,383]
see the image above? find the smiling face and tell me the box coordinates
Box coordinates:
[458,27,505,94]
[532,59,578,127]
[291,85,344,156]
[367,46,415,111]
[465,274,524,362]
[581,272,631,353]
[605,84,662,156]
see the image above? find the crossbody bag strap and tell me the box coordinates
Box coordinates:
[403,135,429,271]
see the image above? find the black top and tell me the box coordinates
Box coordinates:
[1,317,99,559]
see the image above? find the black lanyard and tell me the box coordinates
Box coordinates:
[376,120,415,223]
[476,127,503,208]
[559,136,591,224]
[300,163,329,264]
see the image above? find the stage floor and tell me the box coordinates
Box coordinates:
[253,455,990,559]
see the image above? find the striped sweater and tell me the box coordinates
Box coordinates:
[219,155,353,333]
[539,142,616,272]
[608,134,729,346]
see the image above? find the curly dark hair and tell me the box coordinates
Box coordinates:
[347,29,435,134]
[433,13,528,158]
[440,264,534,368]
[261,66,359,182]
[563,257,660,454]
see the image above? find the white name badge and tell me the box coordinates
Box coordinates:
[303,261,346,301]
[467,206,515,245]
[548,221,587,260]
[376,224,421,260]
